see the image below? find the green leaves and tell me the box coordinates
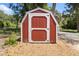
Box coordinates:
[62,3,79,31]
[0,10,16,28]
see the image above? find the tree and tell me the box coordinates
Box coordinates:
[51,3,62,26]
[52,3,56,14]
[8,3,49,30]
[65,3,79,31]
[0,10,15,28]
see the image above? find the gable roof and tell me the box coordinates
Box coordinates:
[27,7,49,13]
[21,7,59,26]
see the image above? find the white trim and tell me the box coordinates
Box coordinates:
[28,13,50,43]
[32,28,49,30]
[21,23,23,42]
[29,13,50,16]
[26,7,49,13]
[28,13,31,42]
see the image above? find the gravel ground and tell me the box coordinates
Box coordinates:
[58,32,79,40]
[58,32,79,45]
[0,39,79,56]
[0,32,79,56]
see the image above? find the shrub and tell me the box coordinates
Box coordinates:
[66,19,77,29]
[4,32,17,45]
[62,19,77,29]
[3,21,16,28]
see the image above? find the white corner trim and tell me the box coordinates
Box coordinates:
[21,23,23,42]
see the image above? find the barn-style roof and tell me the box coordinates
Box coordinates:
[21,7,59,26]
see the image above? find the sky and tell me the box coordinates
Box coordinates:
[0,3,66,15]
[48,3,66,13]
[0,4,14,15]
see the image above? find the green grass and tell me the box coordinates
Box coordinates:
[62,29,79,33]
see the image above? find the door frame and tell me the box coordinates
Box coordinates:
[28,13,50,43]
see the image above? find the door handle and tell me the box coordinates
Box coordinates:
[47,28,49,30]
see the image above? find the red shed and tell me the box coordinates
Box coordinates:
[21,7,59,44]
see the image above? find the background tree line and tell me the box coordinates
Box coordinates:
[0,3,79,32]
[0,10,16,28]
[62,3,79,32]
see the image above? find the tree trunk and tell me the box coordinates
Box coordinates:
[15,16,19,32]
[76,8,79,32]
[52,3,56,14]
[77,21,79,32]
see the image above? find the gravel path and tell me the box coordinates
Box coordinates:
[58,32,79,39]
[0,38,5,47]
[58,32,79,51]
[0,38,6,56]
[58,32,79,45]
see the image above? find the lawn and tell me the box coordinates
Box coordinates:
[62,29,78,33]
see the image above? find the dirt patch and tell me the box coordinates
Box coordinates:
[0,39,79,56]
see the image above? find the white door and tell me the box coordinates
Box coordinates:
[28,13,50,43]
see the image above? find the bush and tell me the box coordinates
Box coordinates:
[4,32,17,45]
[62,19,77,29]
[3,21,16,28]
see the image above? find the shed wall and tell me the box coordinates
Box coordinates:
[50,15,56,43]
[22,15,28,42]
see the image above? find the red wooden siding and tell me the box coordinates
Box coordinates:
[50,15,56,43]
[22,15,28,42]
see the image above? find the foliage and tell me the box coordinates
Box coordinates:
[52,3,56,12]
[4,32,17,45]
[50,3,62,27]
[9,3,49,21]
[3,21,16,28]
[62,18,77,29]
[64,3,79,31]
[0,10,16,28]
[8,3,49,30]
